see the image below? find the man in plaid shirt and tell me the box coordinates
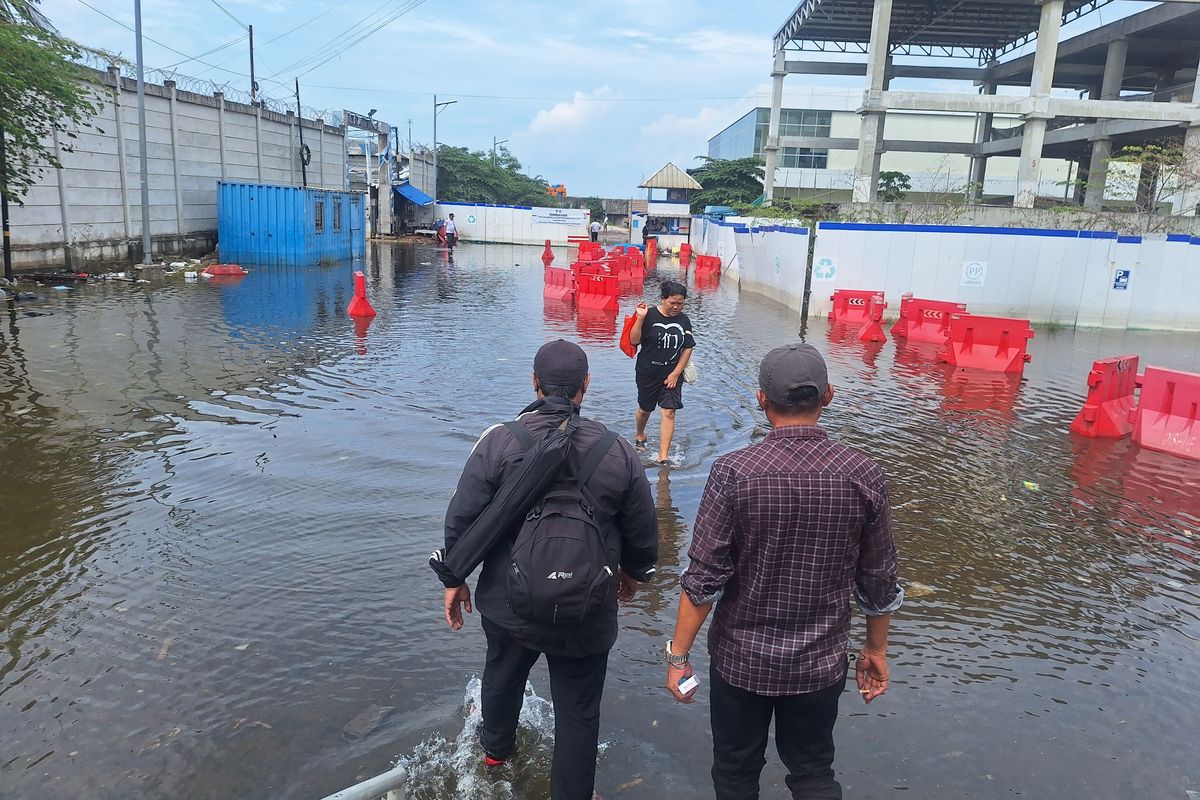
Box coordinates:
[665,343,903,800]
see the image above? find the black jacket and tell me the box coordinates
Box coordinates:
[444,396,658,655]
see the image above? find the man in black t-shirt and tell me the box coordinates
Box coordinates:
[630,280,695,466]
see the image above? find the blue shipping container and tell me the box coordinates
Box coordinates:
[218,182,365,266]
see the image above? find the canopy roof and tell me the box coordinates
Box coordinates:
[640,162,702,190]
[774,0,1116,61]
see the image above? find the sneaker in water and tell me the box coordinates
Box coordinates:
[483,752,507,768]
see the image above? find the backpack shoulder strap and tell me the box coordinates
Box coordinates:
[575,430,619,488]
[503,420,536,449]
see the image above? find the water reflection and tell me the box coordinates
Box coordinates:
[0,243,1197,799]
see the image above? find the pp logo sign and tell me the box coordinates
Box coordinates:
[961,260,987,287]
[814,257,837,281]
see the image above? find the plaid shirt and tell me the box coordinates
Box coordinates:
[681,425,903,696]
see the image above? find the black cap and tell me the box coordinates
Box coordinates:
[758,343,828,406]
[534,339,589,386]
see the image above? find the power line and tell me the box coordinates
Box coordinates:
[206,0,249,31]
[161,34,248,70]
[270,0,428,79]
[301,84,751,103]
[189,0,354,77]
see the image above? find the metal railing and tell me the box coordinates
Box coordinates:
[316,765,407,800]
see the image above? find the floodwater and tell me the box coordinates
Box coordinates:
[1,242,1198,800]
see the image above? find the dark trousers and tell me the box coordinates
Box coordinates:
[590,231,599,242]
[480,617,609,800]
[709,664,846,800]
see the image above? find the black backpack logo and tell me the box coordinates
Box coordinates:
[505,426,619,625]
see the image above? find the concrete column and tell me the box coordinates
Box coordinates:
[254,104,264,182]
[215,92,227,181]
[1100,38,1128,101]
[762,51,786,203]
[165,81,185,235]
[969,78,997,202]
[52,128,73,268]
[1015,0,1064,208]
[1174,53,1200,215]
[853,0,893,203]
[1084,137,1112,211]
[109,67,132,239]
[287,111,297,185]
[317,123,326,187]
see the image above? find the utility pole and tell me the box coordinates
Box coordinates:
[492,136,508,166]
[248,24,257,104]
[432,95,457,208]
[1,128,12,281]
[295,78,308,188]
[134,0,152,264]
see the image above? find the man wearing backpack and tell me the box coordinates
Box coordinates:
[442,339,658,800]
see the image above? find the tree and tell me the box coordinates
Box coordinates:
[1,0,105,204]
[435,143,551,206]
[1105,141,1200,230]
[585,196,604,221]
[877,171,912,203]
[686,156,764,212]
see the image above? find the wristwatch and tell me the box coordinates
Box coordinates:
[664,639,690,666]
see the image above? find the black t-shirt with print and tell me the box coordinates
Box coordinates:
[636,306,695,376]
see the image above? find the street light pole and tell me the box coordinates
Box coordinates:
[134,0,152,264]
[492,137,508,166]
[432,95,457,209]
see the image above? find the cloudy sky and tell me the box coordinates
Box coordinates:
[38,0,1151,197]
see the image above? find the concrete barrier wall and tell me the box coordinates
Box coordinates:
[691,216,811,310]
[809,222,1200,331]
[434,202,588,245]
[9,68,346,270]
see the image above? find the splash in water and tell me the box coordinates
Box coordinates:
[395,678,557,799]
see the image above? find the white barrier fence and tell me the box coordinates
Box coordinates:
[691,217,1200,332]
[690,217,811,310]
[435,202,588,246]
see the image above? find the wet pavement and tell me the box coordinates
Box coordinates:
[1,242,1198,799]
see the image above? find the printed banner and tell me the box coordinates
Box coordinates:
[531,207,588,226]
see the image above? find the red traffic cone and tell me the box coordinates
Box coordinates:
[541,240,554,266]
[347,271,376,318]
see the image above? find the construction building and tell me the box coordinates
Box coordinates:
[762,1,1200,211]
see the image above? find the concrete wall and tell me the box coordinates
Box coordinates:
[9,67,347,271]
[691,214,1200,331]
[434,202,589,245]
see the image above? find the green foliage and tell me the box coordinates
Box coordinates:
[687,156,764,212]
[436,144,552,206]
[1,0,105,204]
[877,171,912,203]
[585,196,604,220]
[734,197,837,223]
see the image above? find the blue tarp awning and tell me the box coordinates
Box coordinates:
[394,182,433,207]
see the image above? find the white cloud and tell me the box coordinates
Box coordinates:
[527,87,619,136]
[641,107,728,142]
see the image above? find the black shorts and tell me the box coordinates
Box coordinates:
[636,371,683,412]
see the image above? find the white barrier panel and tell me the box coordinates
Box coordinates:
[692,216,812,310]
[434,203,586,245]
[810,222,1200,331]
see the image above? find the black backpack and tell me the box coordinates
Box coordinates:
[502,421,619,625]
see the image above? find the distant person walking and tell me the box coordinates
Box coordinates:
[590,219,601,243]
[665,343,903,800]
[444,213,459,249]
[629,281,694,466]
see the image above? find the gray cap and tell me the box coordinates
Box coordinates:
[534,339,589,386]
[758,343,828,406]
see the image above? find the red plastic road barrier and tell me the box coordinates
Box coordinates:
[203,263,247,276]
[576,242,603,262]
[1070,355,1140,438]
[857,294,887,342]
[541,240,554,267]
[694,254,721,273]
[347,270,376,318]
[939,314,1035,374]
[1132,366,1200,460]
[575,264,618,312]
[679,243,692,266]
[828,289,883,325]
[543,265,574,301]
[890,294,967,344]
[646,238,658,266]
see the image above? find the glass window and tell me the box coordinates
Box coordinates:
[333,199,342,231]
[314,201,325,233]
[781,147,829,169]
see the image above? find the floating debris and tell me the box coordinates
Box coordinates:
[343,704,395,740]
[1023,481,1040,492]
[905,581,938,598]
[234,643,249,651]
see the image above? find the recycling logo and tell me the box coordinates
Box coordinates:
[774,255,782,275]
[467,214,477,224]
[814,257,837,281]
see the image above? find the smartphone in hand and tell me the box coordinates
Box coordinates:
[678,675,700,694]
